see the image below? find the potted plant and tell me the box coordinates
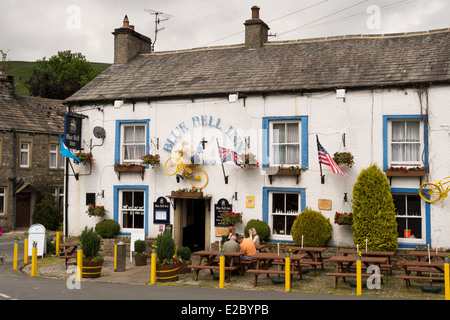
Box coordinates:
[171,187,203,198]
[155,231,181,282]
[79,227,103,278]
[177,246,192,274]
[86,204,107,218]
[74,152,95,166]
[134,239,147,266]
[221,211,243,227]
[114,162,146,172]
[142,154,160,168]
[240,153,259,168]
[333,152,354,167]
[385,166,427,177]
[334,212,353,225]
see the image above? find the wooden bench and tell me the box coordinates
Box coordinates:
[246,269,301,287]
[395,275,445,292]
[58,243,78,269]
[326,272,384,289]
[187,264,240,281]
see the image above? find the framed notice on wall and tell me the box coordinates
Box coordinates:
[153,197,170,223]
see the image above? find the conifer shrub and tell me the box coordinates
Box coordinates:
[291,207,332,247]
[155,231,176,263]
[32,194,62,230]
[244,219,271,242]
[79,227,102,261]
[352,164,398,251]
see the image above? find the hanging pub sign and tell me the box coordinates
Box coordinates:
[214,198,232,227]
[64,114,82,150]
[153,197,170,223]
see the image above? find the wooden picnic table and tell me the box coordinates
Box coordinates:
[395,260,446,292]
[408,251,449,262]
[338,249,395,275]
[246,252,307,287]
[187,250,245,283]
[281,246,328,276]
[255,244,270,252]
[327,256,386,289]
[58,242,78,269]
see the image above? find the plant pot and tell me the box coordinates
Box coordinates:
[171,191,203,198]
[134,254,147,266]
[82,259,104,278]
[156,263,181,282]
[385,170,426,177]
[179,262,191,274]
[114,166,145,172]
[274,169,301,176]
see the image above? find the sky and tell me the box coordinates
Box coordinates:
[1,0,449,63]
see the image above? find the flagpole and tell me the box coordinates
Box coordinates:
[316,135,325,184]
[216,138,228,184]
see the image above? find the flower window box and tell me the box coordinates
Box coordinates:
[114,163,145,180]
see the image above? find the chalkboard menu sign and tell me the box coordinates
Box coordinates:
[214,198,232,227]
[154,197,170,223]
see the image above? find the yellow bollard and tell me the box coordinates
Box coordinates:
[151,249,156,284]
[31,244,37,277]
[114,245,117,271]
[356,251,362,296]
[285,251,291,292]
[76,246,83,281]
[445,258,449,301]
[13,240,18,270]
[219,251,225,289]
[55,231,60,256]
[24,238,28,264]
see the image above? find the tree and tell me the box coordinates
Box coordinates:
[32,194,63,230]
[26,50,101,99]
[352,164,398,251]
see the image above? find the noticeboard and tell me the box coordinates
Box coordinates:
[27,224,46,257]
[214,198,232,227]
[64,114,82,150]
[153,197,170,223]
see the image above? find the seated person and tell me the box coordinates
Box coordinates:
[248,228,260,245]
[237,234,256,260]
[222,235,239,253]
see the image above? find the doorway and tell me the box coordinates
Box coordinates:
[182,199,206,252]
[16,192,31,228]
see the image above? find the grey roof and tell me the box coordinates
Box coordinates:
[67,28,450,103]
[0,95,65,134]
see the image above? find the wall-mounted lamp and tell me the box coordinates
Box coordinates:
[336,89,346,102]
[114,100,124,108]
[228,93,239,103]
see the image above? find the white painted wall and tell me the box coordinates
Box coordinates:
[66,84,450,249]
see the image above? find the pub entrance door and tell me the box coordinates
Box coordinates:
[182,199,206,252]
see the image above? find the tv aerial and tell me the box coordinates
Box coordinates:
[144,9,173,51]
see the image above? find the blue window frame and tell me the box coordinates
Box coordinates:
[115,120,151,166]
[262,187,306,242]
[262,116,308,169]
[391,188,430,248]
[383,115,428,171]
[113,185,149,236]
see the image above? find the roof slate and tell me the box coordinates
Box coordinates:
[0,95,65,133]
[67,29,450,103]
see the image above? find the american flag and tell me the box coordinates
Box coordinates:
[218,146,242,166]
[317,137,348,177]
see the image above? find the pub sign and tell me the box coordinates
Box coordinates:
[64,114,82,150]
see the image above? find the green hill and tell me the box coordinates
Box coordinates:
[2,61,110,96]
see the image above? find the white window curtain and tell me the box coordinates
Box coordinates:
[272,122,300,165]
[123,125,146,161]
[391,121,420,163]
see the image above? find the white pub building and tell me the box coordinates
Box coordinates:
[65,7,450,251]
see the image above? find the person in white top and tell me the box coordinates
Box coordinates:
[248,228,260,245]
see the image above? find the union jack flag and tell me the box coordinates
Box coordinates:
[317,138,348,178]
[218,146,242,166]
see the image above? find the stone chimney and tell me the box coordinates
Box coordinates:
[0,65,15,99]
[112,15,152,64]
[244,6,270,49]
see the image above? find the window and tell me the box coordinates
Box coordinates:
[49,144,58,168]
[391,188,430,247]
[271,121,300,165]
[20,142,30,168]
[263,187,306,241]
[0,187,5,215]
[262,116,309,169]
[115,120,150,165]
[121,191,144,229]
[383,116,427,170]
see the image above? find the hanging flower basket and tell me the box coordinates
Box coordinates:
[221,211,243,226]
[86,204,107,218]
[385,166,426,177]
[333,152,354,167]
[74,152,95,166]
[142,154,160,168]
[334,212,353,225]
[240,153,259,169]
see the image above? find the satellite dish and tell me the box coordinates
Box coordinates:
[93,126,106,139]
